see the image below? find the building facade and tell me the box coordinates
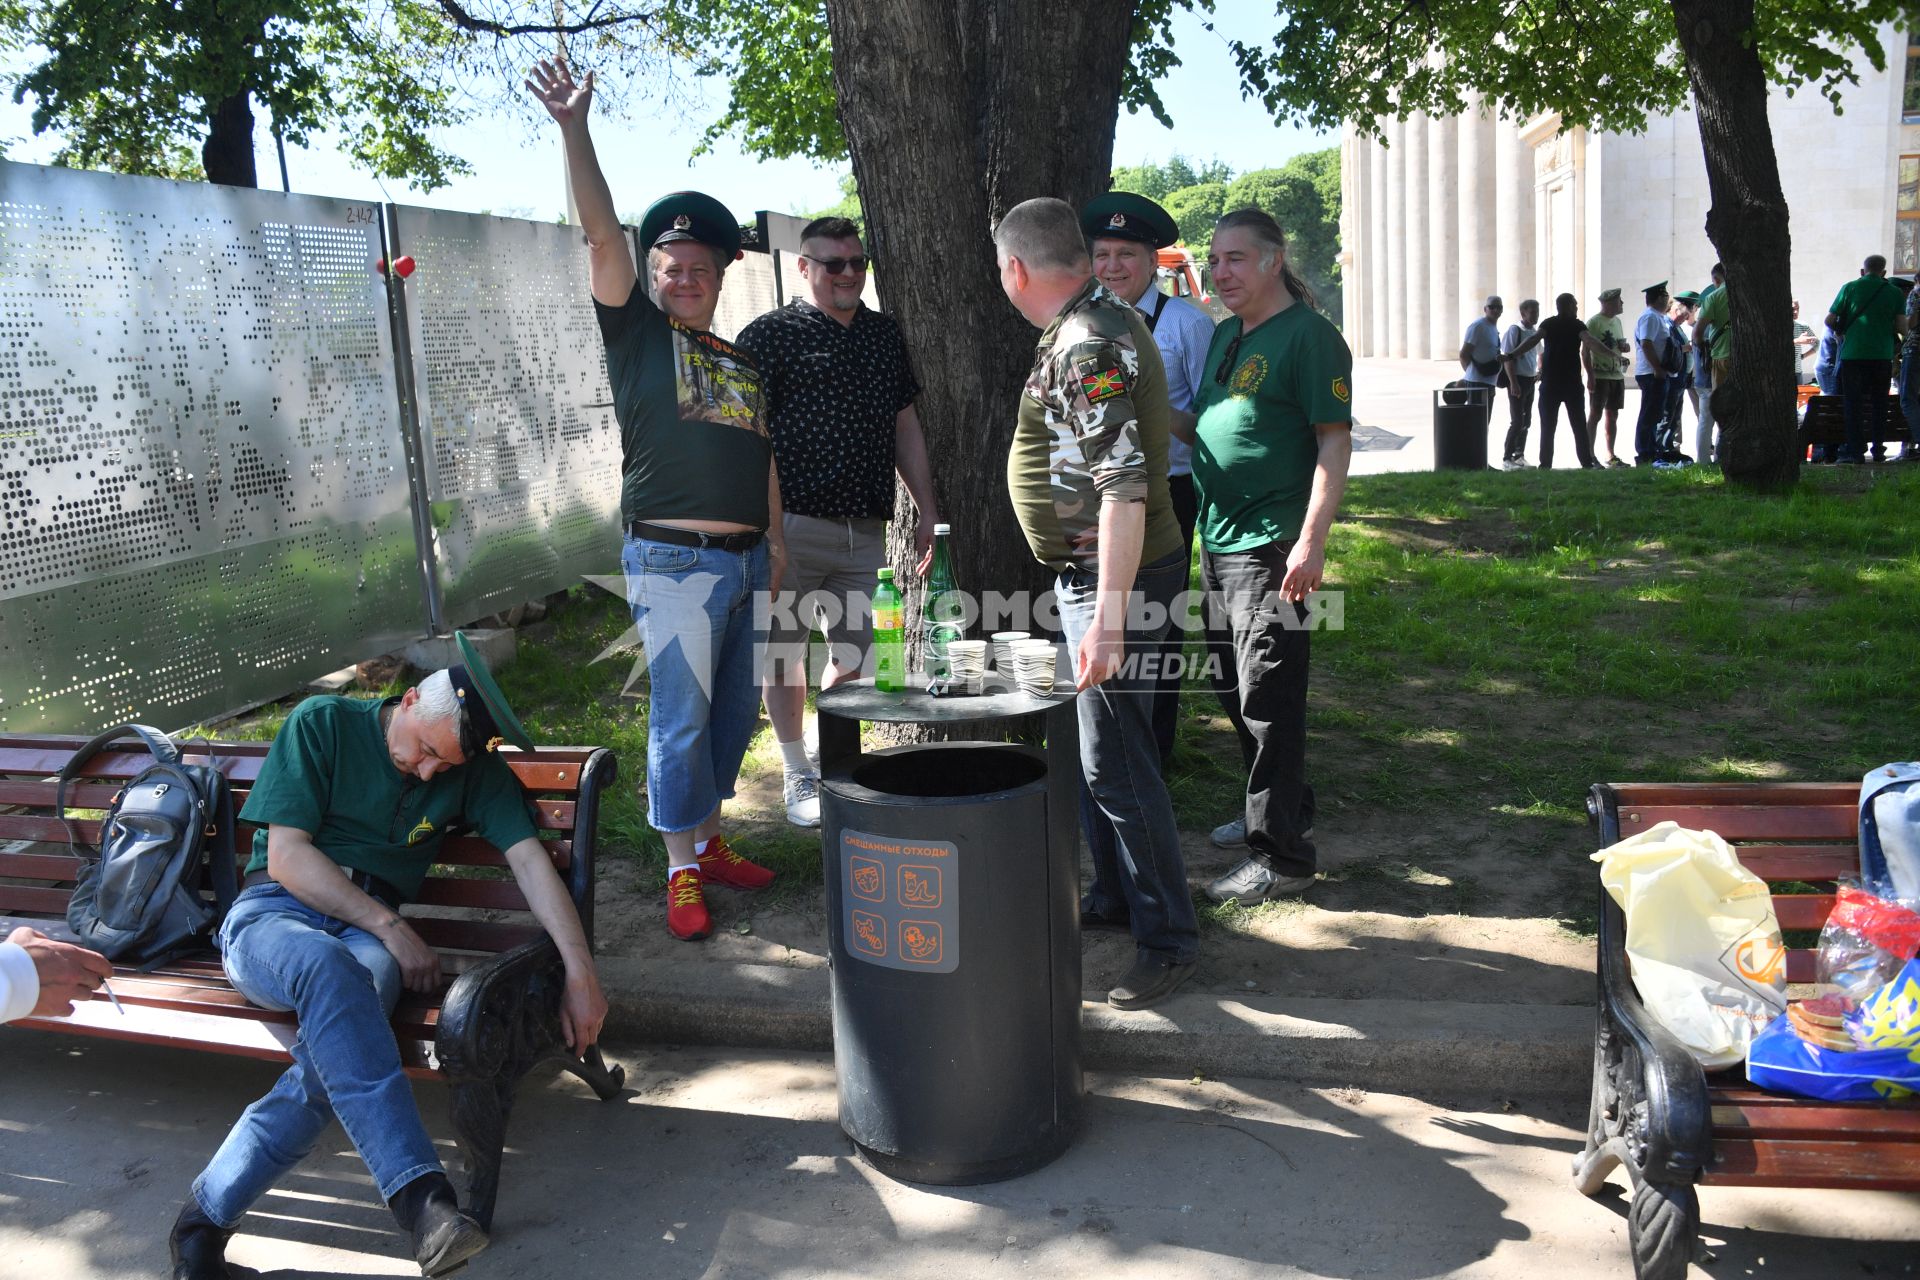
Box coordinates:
[1339,24,1918,359]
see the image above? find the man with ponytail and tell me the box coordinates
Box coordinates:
[1186,209,1353,905]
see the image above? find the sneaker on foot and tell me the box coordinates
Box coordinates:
[1606,458,1631,469]
[1499,457,1531,471]
[666,867,712,941]
[1108,952,1196,1010]
[783,770,822,828]
[1205,856,1316,904]
[1210,817,1247,848]
[698,834,777,890]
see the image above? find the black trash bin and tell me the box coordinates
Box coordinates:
[816,680,1082,1185]
[1434,385,1492,470]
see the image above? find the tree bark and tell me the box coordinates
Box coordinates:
[823,0,1136,732]
[1670,0,1797,492]
[202,88,259,188]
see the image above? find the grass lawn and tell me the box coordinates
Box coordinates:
[226,463,1920,938]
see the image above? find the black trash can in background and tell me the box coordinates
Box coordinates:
[1434,385,1492,470]
[816,682,1082,1185]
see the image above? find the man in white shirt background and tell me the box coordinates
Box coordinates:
[1499,298,1541,469]
[1083,192,1216,771]
[1631,281,1673,465]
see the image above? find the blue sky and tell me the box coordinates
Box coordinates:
[0,6,1330,220]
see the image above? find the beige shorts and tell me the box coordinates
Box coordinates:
[763,512,886,683]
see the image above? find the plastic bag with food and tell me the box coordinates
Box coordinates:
[1816,881,1920,1002]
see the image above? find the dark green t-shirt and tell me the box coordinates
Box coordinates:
[594,287,773,527]
[239,696,538,900]
[1191,304,1353,553]
[1830,276,1904,362]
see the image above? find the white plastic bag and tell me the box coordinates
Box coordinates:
[1592,821,1787,1069]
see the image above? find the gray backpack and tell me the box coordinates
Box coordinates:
[60,725,239,969]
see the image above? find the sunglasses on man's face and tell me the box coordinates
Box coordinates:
[804,255,870,276]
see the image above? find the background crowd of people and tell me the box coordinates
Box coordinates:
[1454,254,1917,468]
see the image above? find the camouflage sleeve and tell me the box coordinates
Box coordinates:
[1051,335,1148,504]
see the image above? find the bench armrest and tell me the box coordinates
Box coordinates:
[1588,784,1715,1184]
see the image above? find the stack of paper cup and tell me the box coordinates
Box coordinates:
[947,640,988,694]
[990,631,1030,673]
[1009,638,1058,696]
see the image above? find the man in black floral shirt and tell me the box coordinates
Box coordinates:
[738,217,940,827]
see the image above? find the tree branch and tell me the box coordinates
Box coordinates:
[433,0,662,39]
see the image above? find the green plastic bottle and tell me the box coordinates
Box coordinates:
[923,523,964,692]
[873,567,905,693]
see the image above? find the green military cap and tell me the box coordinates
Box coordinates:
[1081,192,1179,248]
[449,630,535,755]
[637,191,743,261]
[1597,287,1622,303]
[1673,290,1702,305]
[1643,280,1669,296]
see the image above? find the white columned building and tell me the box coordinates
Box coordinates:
[1340,22,1918,359]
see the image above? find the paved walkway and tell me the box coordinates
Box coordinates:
[1348,358,1665,475]
[3,1032,1916,1278]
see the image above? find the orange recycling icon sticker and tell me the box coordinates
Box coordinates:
[851,910,887,958]
[850,856,885,902]
[900,921,943,965]
[899,864,942,908]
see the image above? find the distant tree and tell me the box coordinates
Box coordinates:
[1164,180,1227,250]
[807,172,864,230]
[1222,146,1342,322]
[1111,152,1234,203]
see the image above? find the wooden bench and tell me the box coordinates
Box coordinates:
[1799,393,1910,455]
[0,731,624,1230]
[1578,782,1920,1280]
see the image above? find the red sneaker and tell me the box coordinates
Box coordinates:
[666,867,711,941]
[697,835,776,891]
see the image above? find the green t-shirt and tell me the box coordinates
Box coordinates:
[239,696,538,899]
[1585,314,1627,379]
[1696,286,1732,361]
[1829,276,1905,362]
[1190,303,1353,554]
[594,287,773,527]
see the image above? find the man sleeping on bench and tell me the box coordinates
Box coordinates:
[170,634,608,1280]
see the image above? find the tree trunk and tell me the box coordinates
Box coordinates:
[824,0,1136,734]
[1670,0,1797,492]
[202,88,259,188]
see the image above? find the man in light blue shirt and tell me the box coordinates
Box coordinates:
[1084,192,1216,769]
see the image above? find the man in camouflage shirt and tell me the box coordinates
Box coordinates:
[995,197,1198,1010]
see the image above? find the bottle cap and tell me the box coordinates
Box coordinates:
[877,567,894,580]
[933,523,952,535]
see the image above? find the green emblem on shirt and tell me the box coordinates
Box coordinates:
[407,819,435,846]
[1231,354,1269,397]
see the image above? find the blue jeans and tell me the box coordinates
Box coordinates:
[1633,373,1667,462]
[623,534,770,832]
[192,884,441,1227]
[1059,549,1199,964]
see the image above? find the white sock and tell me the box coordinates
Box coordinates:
[668,858,699,873]
[779,738,813,774]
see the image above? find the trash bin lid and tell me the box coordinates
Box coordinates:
[818,677,1075,726]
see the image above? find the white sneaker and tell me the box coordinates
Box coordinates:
[783,771,821,828]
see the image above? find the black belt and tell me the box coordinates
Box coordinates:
[627,521,763,551]
[243,867,405,911]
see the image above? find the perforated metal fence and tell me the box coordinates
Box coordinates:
[0,161,786,733]
[0,163,422,733]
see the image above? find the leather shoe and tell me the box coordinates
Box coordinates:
[389,1172,489,1277]
[1079,906,1132,933]
[169,1199,233,1280]
[1108,951,1196,1011]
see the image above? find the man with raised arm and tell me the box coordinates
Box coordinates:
[528,58,783,942]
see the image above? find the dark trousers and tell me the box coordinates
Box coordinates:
[1502,375,1537,461]
[1536,380,1596,469]
[1840,359,1895,461]
[1201,540,1316,879]
[1149,472,1199,764]
[1633,373,1667,462]
[1063,551,1199,962]
[1660,374,1689,456]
